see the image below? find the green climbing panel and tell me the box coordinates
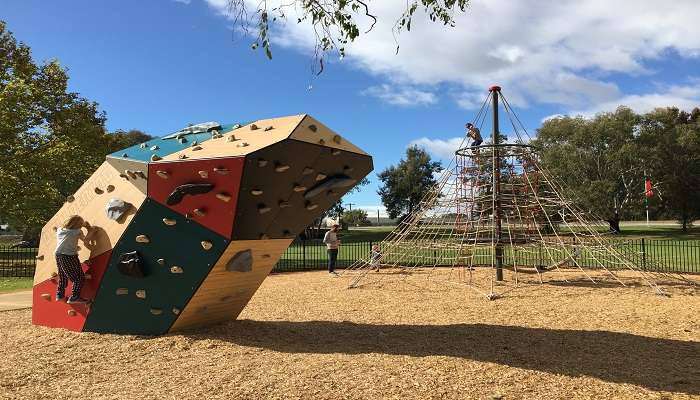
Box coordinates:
[84,198,229,335]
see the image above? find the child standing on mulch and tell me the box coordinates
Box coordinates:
[55,215,92,304]
[370,245,382,271]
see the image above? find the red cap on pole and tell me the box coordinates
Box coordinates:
[489,85,501,92]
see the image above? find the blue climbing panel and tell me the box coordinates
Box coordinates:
[84,198,229,335]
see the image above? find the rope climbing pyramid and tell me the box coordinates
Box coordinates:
[344,86,695,299]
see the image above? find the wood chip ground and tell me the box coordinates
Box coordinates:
[1,270,699,399]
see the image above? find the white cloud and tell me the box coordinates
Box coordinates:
[362,84,437,107]
[172,0,191,4]
[204,0,700,112]
[409,137,466,160]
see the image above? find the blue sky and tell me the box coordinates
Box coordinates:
[4,0,700,215]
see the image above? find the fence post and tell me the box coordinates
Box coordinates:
[641,238,646,270]
[302,240,306,270]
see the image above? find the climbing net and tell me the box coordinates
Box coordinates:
[343,90,696,298]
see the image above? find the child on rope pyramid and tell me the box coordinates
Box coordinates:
[55,215,93,304]
[466,123,482,154]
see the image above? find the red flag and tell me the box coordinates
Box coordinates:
[645,178,653,198]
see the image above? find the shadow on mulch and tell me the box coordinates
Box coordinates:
[192,321,700,395]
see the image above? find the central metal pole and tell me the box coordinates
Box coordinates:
[490,86,504,281]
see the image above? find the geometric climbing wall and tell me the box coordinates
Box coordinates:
[32,115,373,334]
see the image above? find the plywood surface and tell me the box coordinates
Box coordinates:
[105,157,149,194]
[169,239,292,331]
[34,162,147,285]
[157,115,306,162]
[290,115,368,156]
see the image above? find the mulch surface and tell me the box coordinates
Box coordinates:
[1,270,699,400]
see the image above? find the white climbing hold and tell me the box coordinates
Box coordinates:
[150,145,159,151]
[157,258,165,265]
[67,310,77,316]
[135,290,146,299]
[151,154,162,161]
[94,187,104,195]
[172,308,180,315]
[258,159,268,167]
[233,123,241,129]
[213,167,229,175]
[315,173,327,181]
[275,164,290,172]
[216,192,232,202]
[135,234,150,243]
[35,254,44,260]
[170,266,184,274]
[106,185,115,192]
[198,170,208,178]
[293,185,306,192]
[156,170,169,179]
[306,203,318,210]
[162,218,177,226]
[41,293,50,300]
[139,143,147,149]
[331,149,341,155]
[236,142,249,148]
[258,206,271,214]
[278,201,291,208]
[150,308,163,315]
[251,189,263,196]
[116,288,129,295]
[201,241,213,250]
[193,208,206,217]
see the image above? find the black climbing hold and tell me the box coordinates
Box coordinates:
[117,251,145,278]
[166,183,215,206]
[304,175,357,200]
[225,249,253,272]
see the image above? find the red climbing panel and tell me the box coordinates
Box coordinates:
[147,157,244,239]
[31,251,112,332]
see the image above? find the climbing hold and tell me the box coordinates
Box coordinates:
[66,195,75,202]
[162,218,177,226]
[150,145,159,151]
[344,165,354,173]
[198,170,209,178]
[227,135,237,142]
[191,141,199,147]
[150,154,162,162]
[332,135,342,144]
[116,288,129,295]
[170,266,184,274]
[172,308,180,315]
[150,308,163,315]
[94,187,104,195]
[201,241,213,250]
[258,204,271,214]
[315,173,327,181]
[122,153,129,158]
[106,184,115,192]
[41,293,50,300]
[216,192,232,202]
[52,226,58,232]
[304,175,357,199]
[258,159,268,167]
[135,290,146,299]
[119,173,129,179]
[156,170,169,179]
[178,137,187,144]
[331,149,341,156]
[302,167,314,175]
[179,154,188,160]
[251,189,263,196]
[293,185,306,192]
[35,254,44,260]
[275,163,290,172]
[278,201,291,208]
[166,183,214,206]
[308,124,317,132]
[192,145,202,151]
[236,142,249,147]
[67,310,77,316]
[233,123,241,129]
[135,234,150,243]
[262,253,271,258]
[212,132,223,139]
[318,139,326,145]
[139,143,147,149]
[126,170,137,179]
[250,123,259,130]
[193,208,206,217]
[264,126,273,131]
[213,167,229,175]
[282,230,291,237]
[225,249,253,272]
[106,198,132,221]
[157,258,165,265]
[306,202,318,210]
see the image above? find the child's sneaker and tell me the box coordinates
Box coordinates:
[55,293,65,302]
[66,296,89,304]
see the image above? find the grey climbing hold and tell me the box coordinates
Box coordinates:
[278,201,291,208]
[302,167,314,175]
[315,173,327,181]
[151,154,162,162]
[293,185,306,192]
[251,189,263,196]
[170,266,184,274]
[135,234,150,243]
[198,170,208,178]
[156,170,169,179]
[304,175,357,199]
[162,218,177,226]
[225,249,253,272]
[216,192,232,202]
[150,308,163,315]
[116,288,129,295]
[201,241,213,250]
[257,159,268,167]
[135,290,146,299]
[106,198,133,221]
[258,204,271,214]
[308,124,317,132]
[275,164,290,172]
[157,258,165,265]
[306,202,319,210]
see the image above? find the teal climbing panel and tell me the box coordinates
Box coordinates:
[84,198,229,335]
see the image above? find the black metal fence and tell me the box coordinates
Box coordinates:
[2,239,699,277]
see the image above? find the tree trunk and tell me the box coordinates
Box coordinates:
[606,218,621,234]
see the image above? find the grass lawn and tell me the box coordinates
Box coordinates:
[0,278,33,294]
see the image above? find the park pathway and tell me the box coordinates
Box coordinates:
[0,290,32,311]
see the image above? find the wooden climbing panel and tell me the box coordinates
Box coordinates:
[289,115,369,156]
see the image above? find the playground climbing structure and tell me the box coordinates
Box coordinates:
[32,115,373,334]
[345,87,694,298]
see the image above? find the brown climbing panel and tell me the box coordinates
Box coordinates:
[169,238,292,332]
[105,157,149,194]
[157,115,306,162]
[289,115,368,156]
[34,162,146,284]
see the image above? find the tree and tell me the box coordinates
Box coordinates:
[0,21,134,240]
[378,145,442,220]
[225,0,470,73]
[533,107,642,233]
[106,129,153,153]
[341,209,370,226]
[636,107,700,231]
